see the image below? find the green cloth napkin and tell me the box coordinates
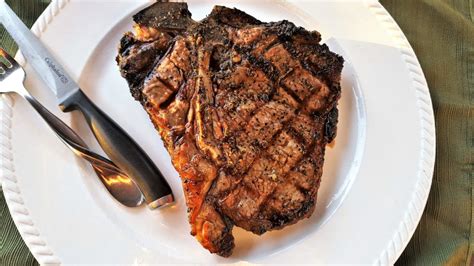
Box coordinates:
[0,0,472,265]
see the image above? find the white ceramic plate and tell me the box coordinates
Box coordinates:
[0,0,435,264]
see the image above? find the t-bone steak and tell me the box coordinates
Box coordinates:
[116,1,344,257]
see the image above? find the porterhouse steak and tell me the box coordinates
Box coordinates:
[117,2,343,257]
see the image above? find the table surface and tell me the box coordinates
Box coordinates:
[0,0,472,265]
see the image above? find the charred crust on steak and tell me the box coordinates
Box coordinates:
[204,5,262,27]
[117,1,343,257]
[325,106,339,143]
[133,1,194,32]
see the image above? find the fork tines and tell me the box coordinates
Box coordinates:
[0,47,17,74]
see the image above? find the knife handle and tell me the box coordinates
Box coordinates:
[61,90,173,209]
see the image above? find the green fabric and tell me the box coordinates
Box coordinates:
[0,0,472,265]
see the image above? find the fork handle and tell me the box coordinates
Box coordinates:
[61,90,174,209]
[23,93,89,148]
[22,93,124,171]
[20,92,146,207]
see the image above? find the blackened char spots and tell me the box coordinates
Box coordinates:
[205,5,262,27]
[325,106,339,143]
[133,2,194,32]
[269,198,315,229]
[117,33,136,55]
[116,35,171,102]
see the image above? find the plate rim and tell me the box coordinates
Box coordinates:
[0,0,435,264]
[364,1,436,264]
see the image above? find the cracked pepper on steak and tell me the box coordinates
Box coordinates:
[116,1,343,257]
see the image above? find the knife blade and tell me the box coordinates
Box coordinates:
[0,1,174,209]
[0,3,78,105]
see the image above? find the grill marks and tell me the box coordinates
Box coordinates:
[211,27,332,235]
[259,120,326,229]
[222,102,294,172]
[219,115,321,233]
[215,65,274,135]
[215,26,329,182]
[117,2,343,257]
[140,38,195,151]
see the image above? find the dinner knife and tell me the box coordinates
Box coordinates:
[0,1,174,209]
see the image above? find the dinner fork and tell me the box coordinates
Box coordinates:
[0,48,144,207]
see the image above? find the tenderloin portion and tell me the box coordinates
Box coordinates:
[117,2,343,257]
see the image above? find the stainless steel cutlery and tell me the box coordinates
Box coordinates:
[0,1,173,208]
[0,48,144,207]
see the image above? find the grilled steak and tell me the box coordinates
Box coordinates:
[117,2,343,257]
